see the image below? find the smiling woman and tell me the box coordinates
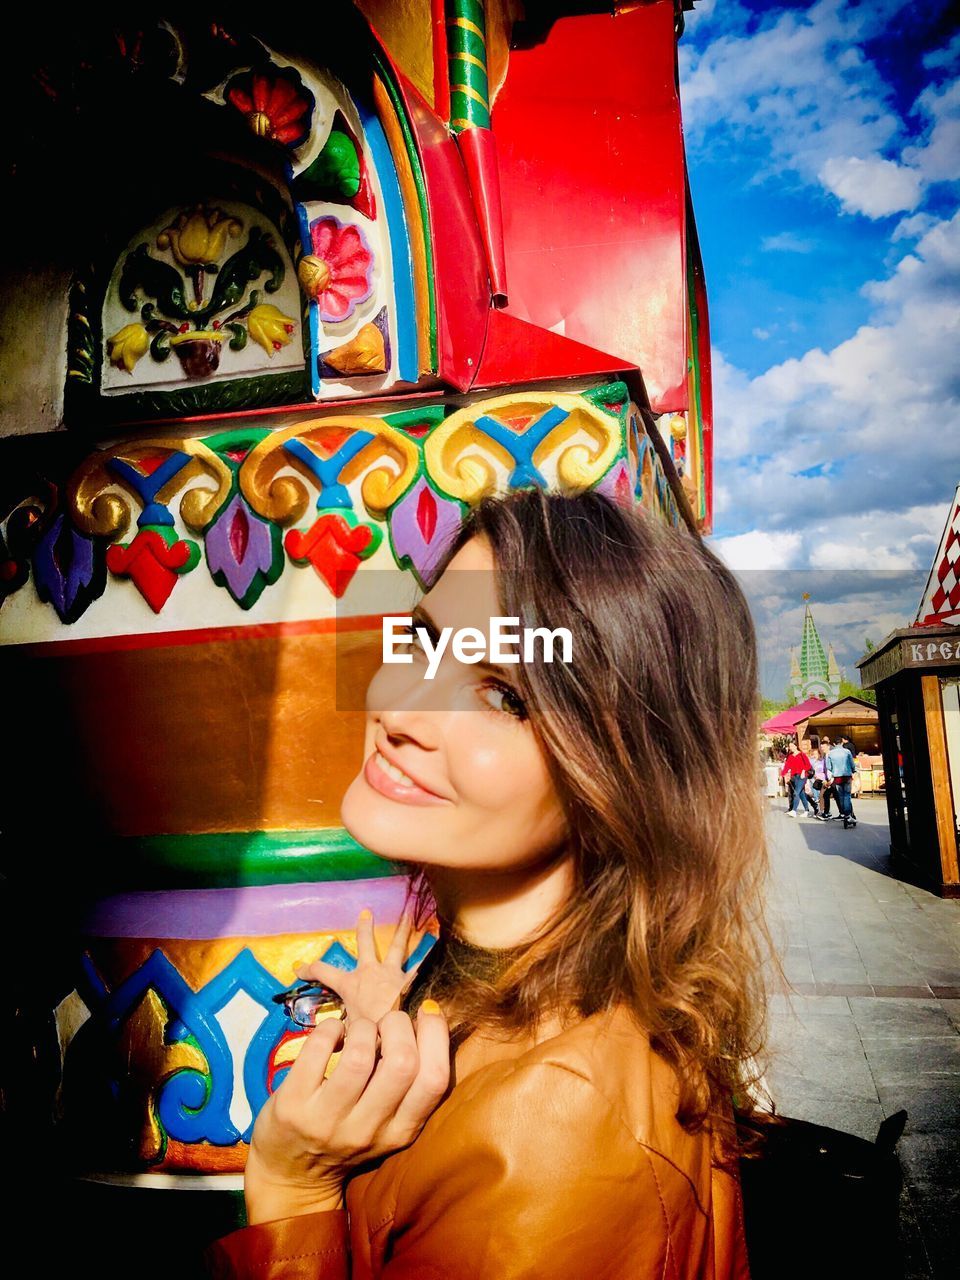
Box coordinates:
[205,488,778,1280]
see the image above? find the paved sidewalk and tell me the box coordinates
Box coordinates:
[763,796,960,1279]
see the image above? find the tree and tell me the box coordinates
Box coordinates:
[839,676,876,705]
[761,695,790,722]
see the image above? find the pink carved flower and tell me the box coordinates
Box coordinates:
[301,217,375,323]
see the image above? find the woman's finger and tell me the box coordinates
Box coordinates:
[388,1003,451,1135]
[385,910,413,966]
[273,1013,345,1108]
[348,1008,421,1136]
[293,958,351,988]
[355,907,379,964]
[316,1016,381,1113]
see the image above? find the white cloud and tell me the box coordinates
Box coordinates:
[680,0,956,220]
[761,232,816,253]
[892,212,937,241]
[819,155,922,217]
[708,210,960,568]
[805,505,947,570]
[923,32,960,72]
[710,529,804,571]
[863,210,960,308]
[903,78,960,186]
[753,327,772,340]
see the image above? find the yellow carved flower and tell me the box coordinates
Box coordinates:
[107,323,150,374]
[157,207,243,267]
[248,304,297,355]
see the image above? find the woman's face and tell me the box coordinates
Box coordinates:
[340,535,568,874]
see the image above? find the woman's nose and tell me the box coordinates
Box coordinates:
[378,704,444,749]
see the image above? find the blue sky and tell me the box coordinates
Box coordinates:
[678,0,959,693]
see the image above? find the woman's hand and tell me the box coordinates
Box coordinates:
[294,908,429,1028]
[245,1002,450,1225]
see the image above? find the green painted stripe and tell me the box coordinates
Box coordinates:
[449,29,487,63]
[453,0,487,35]
[449,89,490,130]
[372,51,438,371]
[91,829,403,891]
[384,404,447,432]
[583,380,629,422]
[448,1,490,131]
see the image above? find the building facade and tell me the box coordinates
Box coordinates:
[0,2,712,1259]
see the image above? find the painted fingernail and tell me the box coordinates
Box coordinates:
[420,999,442,1016]
[359,908,372,921]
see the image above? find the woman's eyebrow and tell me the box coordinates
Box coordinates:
[410,602,439,634]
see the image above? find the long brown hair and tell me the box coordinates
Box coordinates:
[399,487,781,1161]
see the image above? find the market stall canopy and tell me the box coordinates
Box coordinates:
[761,697,831,735]
[806,696,881,753]
[806,696,879,730]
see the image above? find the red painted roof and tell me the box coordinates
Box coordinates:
[490,3,690,410]
[761,697,831,734]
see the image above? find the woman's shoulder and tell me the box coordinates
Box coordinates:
[373,1004,742,1280]
[451,1003,695,1168]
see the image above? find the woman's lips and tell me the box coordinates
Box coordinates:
[362,750,453,807]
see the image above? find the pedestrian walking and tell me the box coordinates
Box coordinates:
[817,738,835,817]
[840,734,859,822]
[780,739,813,817]
[779,750,792,811]
[809,744,831,820]
[826,737,857,828]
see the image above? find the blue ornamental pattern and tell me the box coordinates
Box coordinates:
[74,932,437,1148]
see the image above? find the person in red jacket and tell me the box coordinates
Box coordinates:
[780,739,813,817]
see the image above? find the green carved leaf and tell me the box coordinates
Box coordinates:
[294,130,360,200]
[203,227,285,318]
[249,226,285,296]
[119,244,190,319]
[225,322,247,351]
[151,330,172,362]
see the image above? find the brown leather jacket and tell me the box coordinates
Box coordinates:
[204,1003,751,1279]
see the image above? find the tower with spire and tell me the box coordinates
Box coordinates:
[791,595,841,700]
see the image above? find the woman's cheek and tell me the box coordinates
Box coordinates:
[366,661,412,712]
[450,734,530,813]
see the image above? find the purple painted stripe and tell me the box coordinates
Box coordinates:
[80,878,410,939]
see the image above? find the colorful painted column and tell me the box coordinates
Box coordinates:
[0,3,707,1265]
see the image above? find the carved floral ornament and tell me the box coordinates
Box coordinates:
[0,386,680,625]
[84,41,395,413]
[105,204,299,384]
[46,19,440,426]
[226,66,316,149]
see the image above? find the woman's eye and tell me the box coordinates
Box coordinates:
[395,631,427,658]
[479,680,528,721]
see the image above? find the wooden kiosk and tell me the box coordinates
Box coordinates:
[858,487,960,898]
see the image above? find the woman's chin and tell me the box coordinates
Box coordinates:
[339,775,426,863]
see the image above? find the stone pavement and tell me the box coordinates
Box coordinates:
[763,795,960,1279]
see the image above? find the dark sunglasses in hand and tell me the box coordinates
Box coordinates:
[272,981,347,1030]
